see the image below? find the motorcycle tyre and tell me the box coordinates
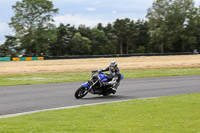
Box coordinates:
[75,86,88,99]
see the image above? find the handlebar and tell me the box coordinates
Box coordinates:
[91,70,98,75]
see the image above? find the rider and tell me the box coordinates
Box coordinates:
[96,61,121,94]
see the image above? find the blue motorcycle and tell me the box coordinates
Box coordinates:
[75,71,124,99]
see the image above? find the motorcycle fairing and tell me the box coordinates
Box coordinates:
[121,74,124,80]
[82,83,90,89]
[97,73,109,82]
[82,73,124,89]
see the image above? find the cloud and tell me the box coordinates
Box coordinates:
[0,22,13,44]
[112,11,117,14]
[195,0,200,7]
[86,8,96,11]
[52,0,87,5]
[54,14,111,27]
[92,1,100,5]
[0,22,9,30]
[0,40,5,45]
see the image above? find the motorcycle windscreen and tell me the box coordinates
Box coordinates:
[98,73,109,82]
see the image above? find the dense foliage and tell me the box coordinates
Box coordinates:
[0,0,200,56]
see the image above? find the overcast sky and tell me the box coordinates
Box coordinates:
[0,0,200,44]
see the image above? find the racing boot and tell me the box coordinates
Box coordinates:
[111,87,117,94]
[111,82,120,94]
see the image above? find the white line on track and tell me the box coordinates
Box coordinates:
[0,97,160,119]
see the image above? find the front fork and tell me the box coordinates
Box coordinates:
[82,80,99,93]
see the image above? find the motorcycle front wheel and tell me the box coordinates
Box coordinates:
[75,86,88,99]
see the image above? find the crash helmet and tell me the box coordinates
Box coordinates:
[109,61,117,71]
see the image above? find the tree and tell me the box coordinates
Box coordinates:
[166,0,198,52]
[70,33,91,55]
[49,24,76,56]
[9,0,58,55]
[0,35,18,57]
[78,25,92,38]
[97,23,104,31]
[147,0,170,53]
[125,20,138,54]
[104,23,118,54]
[196,7,200,50]
[113,19,127,54]
[31,24,57,56]
[147,0,199,53]
[90,28,116,55]
[135,20,150,53]
[113,18,141,54]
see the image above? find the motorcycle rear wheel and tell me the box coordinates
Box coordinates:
[75,86,88,99]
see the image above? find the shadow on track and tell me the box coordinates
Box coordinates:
[80,95,133,100]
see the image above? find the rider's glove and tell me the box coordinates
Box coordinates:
[91,70,98,74]
[97,69,102,73]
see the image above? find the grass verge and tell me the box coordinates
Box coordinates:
[0,68,200,86]
[0,93,199,133]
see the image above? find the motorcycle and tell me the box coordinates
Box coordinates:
[74,71,124,99]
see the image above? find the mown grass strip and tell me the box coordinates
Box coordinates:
[0,93,199,133]
[0,68,200,86]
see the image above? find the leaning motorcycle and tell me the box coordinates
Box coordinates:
[74,71,124,99]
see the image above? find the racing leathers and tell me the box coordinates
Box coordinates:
[98,66,121,93]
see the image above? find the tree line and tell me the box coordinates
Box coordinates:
[0,0,200,57]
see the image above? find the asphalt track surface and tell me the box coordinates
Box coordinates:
[0,75,200,117]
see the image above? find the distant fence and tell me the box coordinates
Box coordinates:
[0,57,11,61]
[0,52,195,61]
[44,52,193,60]
[0,57,44,61]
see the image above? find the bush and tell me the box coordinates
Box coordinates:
[136,46,145,53]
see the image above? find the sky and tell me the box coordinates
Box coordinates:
[0,0,200,44]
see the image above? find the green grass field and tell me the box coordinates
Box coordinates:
[0,68,200,86]
[0,93,199,133]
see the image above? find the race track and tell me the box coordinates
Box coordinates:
[0,75,200,117]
